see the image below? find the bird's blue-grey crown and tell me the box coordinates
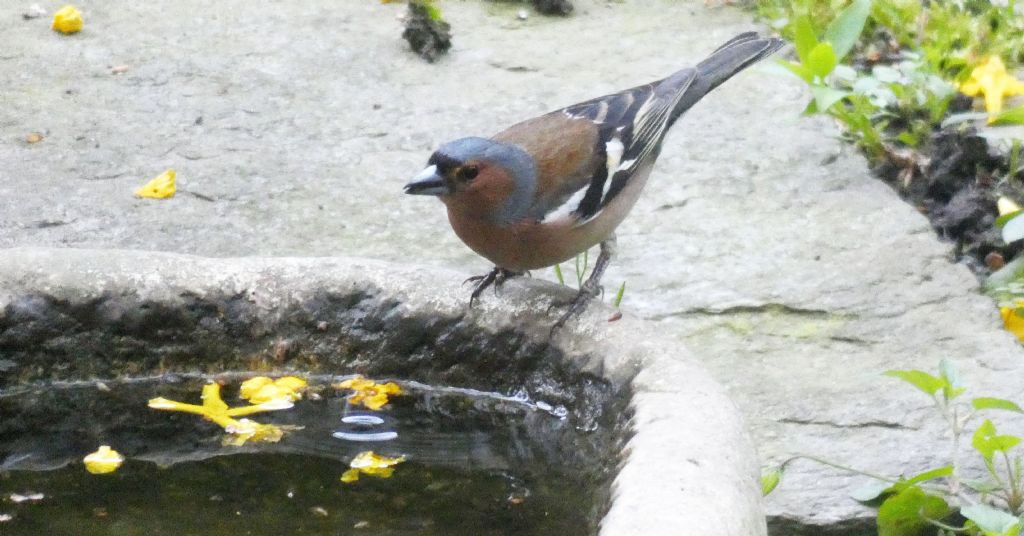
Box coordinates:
[405,137,538,224]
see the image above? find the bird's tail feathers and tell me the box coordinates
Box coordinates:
[664,32,786,126]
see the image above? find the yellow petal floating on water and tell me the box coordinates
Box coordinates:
[134,169,176,199]
[83,445,124,474]
[149,380,299,445]
[240,376,308,404]
[959,57,1024,118]
[335,376,403,410]
[340,451,406,483]
[52,5,83,34]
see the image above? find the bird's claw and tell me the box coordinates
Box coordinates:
[548,284,602,335]
[467,268,520,308]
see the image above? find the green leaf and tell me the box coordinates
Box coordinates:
[992,105,1024,126]
[793,15,818,64]
[850,480,891,502]
[973,419,1022,461]
[962,478,1003,494]
[973,398,1024,414]
[939,359,963,401]
[824,0,872,61]
[761,467,782,496]
[806,42,838,79]
[996,210,1023,228]
[898,466,953,489]
[883,370,947,397]
[613,281,626,308]
[779,59,815,84]
[811,85,850,113]
[961,504,1020,535]
[877,486,949,536]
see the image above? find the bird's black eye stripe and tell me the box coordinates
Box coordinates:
[457,165,479,181]
[429,153,462,174]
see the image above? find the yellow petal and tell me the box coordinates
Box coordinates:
[273,376,308,392]
[239,377,274,400]
[350,451,406,469]
[379,382,403,396]
[248,384,292,404]
[959,79,981,96]
[147,397,209,415]
[363,392,390,411]
[83,445,124,474]
[340,469,361,483]
[225,397,293,416]
[52,5,83,34]
[336,376,375,390]
[1002,307,1024,342]
[201,383,229,412]
[362,467,395,478]
[134,169,176,199]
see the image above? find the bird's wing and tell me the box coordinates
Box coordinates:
[494,70,697,226]
[555,70,696,224]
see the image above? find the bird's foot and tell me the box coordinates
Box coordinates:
[465,267,521,307]
[548,236,617,336]
[549,282,603,334]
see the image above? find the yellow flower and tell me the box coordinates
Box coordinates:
[83,445,124,474]
[1001,307,1024,342]
[135,169,176,199]
[959,57,1024,118]
[52,5,83,34]
[340,451,406,483]
[334,376,403,410]
[239,376,307,404]
[149,382,297,445]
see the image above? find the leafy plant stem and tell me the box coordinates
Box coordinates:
[921,515,970,533]
[1001,450,1023,513]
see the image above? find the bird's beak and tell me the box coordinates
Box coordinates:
[404,165,449,196]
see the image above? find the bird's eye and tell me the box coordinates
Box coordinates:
[457,165,479,182]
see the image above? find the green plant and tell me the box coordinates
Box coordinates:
[762,360,1024,535]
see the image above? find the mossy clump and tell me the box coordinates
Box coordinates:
[403,1,452,63]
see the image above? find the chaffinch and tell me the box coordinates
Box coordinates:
[405,32,785,330]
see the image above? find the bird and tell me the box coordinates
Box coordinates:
[404,32,785,330]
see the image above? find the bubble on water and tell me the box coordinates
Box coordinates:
[331,430,399,442]
[341,415,385,426]
[551,406,568,419]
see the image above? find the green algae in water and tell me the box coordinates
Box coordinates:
[0,378,617,535]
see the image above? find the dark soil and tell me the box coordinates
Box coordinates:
[531,0,574,16]
[402,1,452,63]
[873,110,1022,276]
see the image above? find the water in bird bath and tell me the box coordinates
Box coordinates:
[0,376,617,535]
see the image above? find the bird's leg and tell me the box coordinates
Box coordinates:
[493,268,523,292]
[465,267,522,307]
[551,236,617,333]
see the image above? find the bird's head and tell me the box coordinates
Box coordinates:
[404,137,537,225]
